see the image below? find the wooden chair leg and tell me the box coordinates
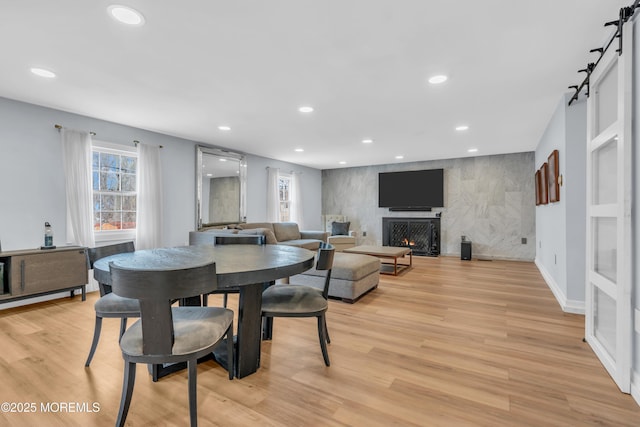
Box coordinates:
[317,315,330,366]
[116,361,136,427]
[262,316,273,340]
[222,293,228,308]
[85,316,103,367]
[188,359,198,427]
[324,316,331,344]
[227,323,234,380]
[119,318,128,341]
[202,294,208,307]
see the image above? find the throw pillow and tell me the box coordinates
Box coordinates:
[331,221,350,236]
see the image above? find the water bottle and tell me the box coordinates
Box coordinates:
[44,222,53,247]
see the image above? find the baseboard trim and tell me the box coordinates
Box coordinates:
[535,258,585,314]
[632,370,640,407]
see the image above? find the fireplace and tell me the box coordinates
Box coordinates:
[382,217,440,256]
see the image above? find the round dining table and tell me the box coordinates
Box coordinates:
[93,244,315,379]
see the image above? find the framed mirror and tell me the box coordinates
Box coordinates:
[196,146,247,229]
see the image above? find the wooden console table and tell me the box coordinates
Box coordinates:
[0,246,88,303]
[343,245,412,276]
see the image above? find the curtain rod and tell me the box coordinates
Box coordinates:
[134,140,163,148]
[54,124,96,136]
[55,124,162,148]
[568,1,639,105]
[265,166,301,174]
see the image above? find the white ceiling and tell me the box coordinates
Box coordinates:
[0,1,629,170]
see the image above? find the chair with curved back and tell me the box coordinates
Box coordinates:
[261,242,335,366]
[85,241,140,367]
[110,261,234,427]
[200,234,266,307]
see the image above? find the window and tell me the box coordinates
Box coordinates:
[278,174,291,222]
[92,142,137,239]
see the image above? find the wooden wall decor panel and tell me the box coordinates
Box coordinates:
[548,149,560,203]
[539,163,549,205]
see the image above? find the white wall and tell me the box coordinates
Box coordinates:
[535,93,586,314]
[245,154,322,230]
[0,97,196,251]
[0,97,321,306]
[564,97,587,304]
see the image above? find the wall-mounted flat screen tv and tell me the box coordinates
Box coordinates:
[378,169,444,208]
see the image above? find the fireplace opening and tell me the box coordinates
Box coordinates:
[382,217,440,257]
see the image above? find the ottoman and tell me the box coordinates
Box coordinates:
[289,252,380,303]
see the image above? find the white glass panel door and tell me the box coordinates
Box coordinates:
[585,22,632,393]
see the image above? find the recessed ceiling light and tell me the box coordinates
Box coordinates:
[206,173,213,177]
[339,161,347,165]
[362,139,373,144]
[298,106,314,113]
[30,67,56,78]
[219,158,227,162]
[294,148,304,152]
[218,125,231,131]
[108,5,145,26]
[468,148,478,153]
[455,125,469,131]
[428,75,448,84]
[395,155,404,160]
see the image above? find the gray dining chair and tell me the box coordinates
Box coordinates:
[110,261,234,427]
[261,242,335,366]
[85,241,140,367]
[201,234,266,307]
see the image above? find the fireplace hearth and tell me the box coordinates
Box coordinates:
[382,217,440,256]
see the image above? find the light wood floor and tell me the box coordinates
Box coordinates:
[0,256,638,426]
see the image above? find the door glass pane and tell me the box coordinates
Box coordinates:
[595,60,618,135]
[594,217,617,283]
[592,138,617,205]
[594,286,616,358]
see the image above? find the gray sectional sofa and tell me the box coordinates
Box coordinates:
[192,222,329,250]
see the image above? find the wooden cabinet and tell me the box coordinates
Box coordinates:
[0,246,87,303]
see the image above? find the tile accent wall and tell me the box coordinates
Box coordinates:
[322,152,535,261]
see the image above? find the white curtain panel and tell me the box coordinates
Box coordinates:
[266,167,279,223]
[290,171,303,227]
[60,129,95,248]
[136,143,163,249]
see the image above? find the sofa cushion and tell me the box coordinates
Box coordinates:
[273,222,301,242]
[237,222,275,232]
[331,221,350,236]
[238,227,278,244]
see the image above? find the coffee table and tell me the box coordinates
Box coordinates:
[343,245,412,276]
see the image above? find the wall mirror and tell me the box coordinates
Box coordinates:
[196,146,247,229]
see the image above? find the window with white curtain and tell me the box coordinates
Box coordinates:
[278,174,291,222]
[91,141,137,242]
